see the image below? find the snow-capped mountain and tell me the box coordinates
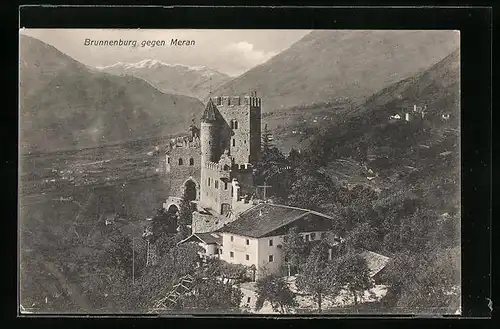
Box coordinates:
[95,59,232,100]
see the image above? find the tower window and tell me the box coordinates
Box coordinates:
[189,158,194,166]
[234,120,238,129]
[178,158,183,165]
[224,182,228,190]
[208,177,210,186]
[232,139,236,147]
[215,180,219,189]
[268,255,274,262]
[167,157,170,164]
[246,239,249,245]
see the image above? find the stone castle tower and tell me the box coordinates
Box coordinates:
[163,93,262,232]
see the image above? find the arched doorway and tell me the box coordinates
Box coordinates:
[167,204,180,216]
[183,179,197,202]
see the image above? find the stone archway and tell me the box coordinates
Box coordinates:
[180,177,199,201]
[167,204,180,216]
[184,180,197,201]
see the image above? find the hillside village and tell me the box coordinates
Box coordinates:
[19,31,460,315]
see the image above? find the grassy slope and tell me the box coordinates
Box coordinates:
[214,30,459,111]
[274,49,460,215]
[19,35,205,154]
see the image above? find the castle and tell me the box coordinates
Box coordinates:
[158,92,390,284]
[163,92,262,233]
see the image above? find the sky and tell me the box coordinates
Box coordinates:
[19,29,311,77]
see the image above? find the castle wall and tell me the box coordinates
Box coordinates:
[249,104,262,164]
[232,167,254,197]
[165,146,201,199]
[199,162,233,213]
[192,211,235,234]
[210,96,261,166]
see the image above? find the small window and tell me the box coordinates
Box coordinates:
[208,177,210,186]
[269,239,273,247]
[234,121,239,129]
[232,139,236,147]
[246,254,249,261]
[230,236,234,242]
[178,158,183,165]
[268,255,274,262]
[246,239,249,245]
[311,233,316,240]
[215,249,219,255]
[167,157,170,164]
[224,182,228,190]
[215,180,219,189]
[247,297,251,303]
[189,158,194,166]
[230,251,234,258]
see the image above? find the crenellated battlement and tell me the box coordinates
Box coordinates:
[205,161,220,171]
[210,95,262,108]
[233,163,253,171]
[166,135,201,153]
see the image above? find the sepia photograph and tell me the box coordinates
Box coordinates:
[19,28,461,315]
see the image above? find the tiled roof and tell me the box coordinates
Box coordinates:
[201,98,219,122]
[195,232,223,245]
[218,203,334,238]
[359,250,391,277]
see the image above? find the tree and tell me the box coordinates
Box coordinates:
[295,243,338,312]
[282,227,308,276]
[344,222,380,252]
[335,252,374,306]
[178,190,193,227]
[287,148,302,169]
[261,123,273,152]
[287,170,337,212]
[255,274,297,313]
[178,277,243,313]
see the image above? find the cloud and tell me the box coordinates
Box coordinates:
[223,41,277,74]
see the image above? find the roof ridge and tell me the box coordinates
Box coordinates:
[234,203,262,218]
[267,203,335,220]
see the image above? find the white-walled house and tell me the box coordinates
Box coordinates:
[216,203,339,279]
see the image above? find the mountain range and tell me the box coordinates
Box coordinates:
[213,30,459,112]
[95,59,232,100]
[19,31,459,154]
[19,35,204,154]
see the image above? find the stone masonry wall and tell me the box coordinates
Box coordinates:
[166,146,201,199]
